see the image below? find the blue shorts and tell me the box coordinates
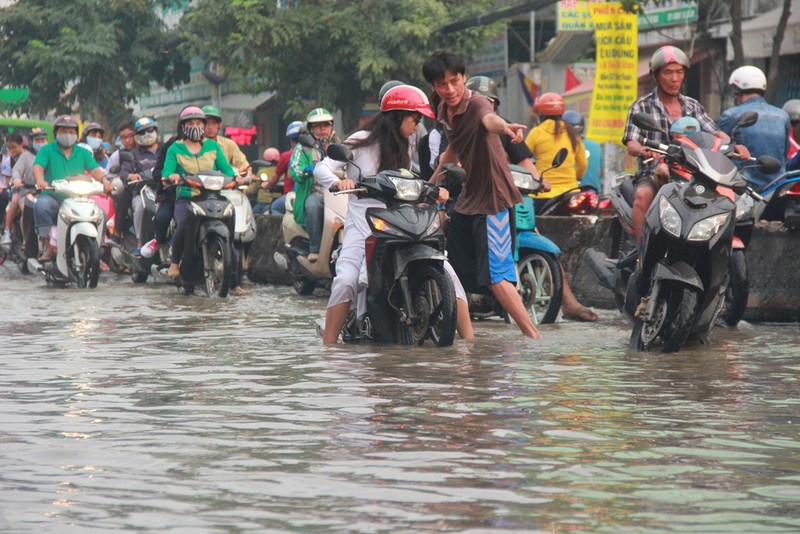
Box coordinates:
[447,208,516,293]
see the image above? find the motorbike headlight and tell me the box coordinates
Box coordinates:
[223,202,234,218]
[658,196,682,237]
[688,213,730,242]
[196,173,226,191]
[735,194,754,221]
[421,212,441,238]
[388,176,424,201]
[190,201,206,217]
[368,215,406,237]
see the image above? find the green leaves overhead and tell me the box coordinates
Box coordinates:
[182,0,501,128]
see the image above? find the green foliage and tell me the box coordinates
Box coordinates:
[182,0,502,129]
[0,0,189,127]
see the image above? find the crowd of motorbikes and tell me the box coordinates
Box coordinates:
[2,110,797,351]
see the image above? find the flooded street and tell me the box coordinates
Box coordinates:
[2,268,800,533]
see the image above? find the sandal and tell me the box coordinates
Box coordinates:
[562,306,598,322]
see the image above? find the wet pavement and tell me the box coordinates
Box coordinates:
[2,267,800,532]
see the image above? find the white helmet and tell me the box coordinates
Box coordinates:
[729,66,767,93]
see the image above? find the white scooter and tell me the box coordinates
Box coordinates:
[28,175,106,288]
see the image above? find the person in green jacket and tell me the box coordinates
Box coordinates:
[289,108,339,263]
[162,106,235,278]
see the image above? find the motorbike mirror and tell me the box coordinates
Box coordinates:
[326,143,353,162]
[735,110,759,129]
[249,159,270,168]
[297,134,316,149]
[119,151,135,163]
[551,148,568,168]
[108,165,121,175]
[632,112,662,132]
[757,155,781,175]
[441,163,466,185]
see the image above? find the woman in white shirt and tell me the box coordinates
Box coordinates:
[314,85,473,344]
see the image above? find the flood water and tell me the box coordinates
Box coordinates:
[2,268,800,533]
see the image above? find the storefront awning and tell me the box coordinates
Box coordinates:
[220,91,275,110]
[729,7,800,59]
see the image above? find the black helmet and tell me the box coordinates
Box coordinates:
[466,76,499,105]
[378,80,404,102]
[562,110,585,134]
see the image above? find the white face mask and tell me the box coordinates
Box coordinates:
[56,133,77,148]
[32,142,47,153]
[86,137,103,150]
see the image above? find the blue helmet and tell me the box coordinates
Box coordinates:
[134,117,158,133]
[285,120,303,139]
[670,116,701,135]
[562,110,585,135]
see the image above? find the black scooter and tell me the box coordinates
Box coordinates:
[177,171,237,298]
[603,113,773,352]
[0,186,39,273]
[109,152,159,283]
[326,143,457,346]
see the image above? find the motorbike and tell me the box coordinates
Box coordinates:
[108,153,159,283]
[536,184,600,216]
[221,160,268,277]
[585,111,778,329]
[325,143,458,346]
[441,150,568,325]
[274,135,348,295]
[27,175,106,288]
[756,169,800,229]
[0,186,39,273]
[176,170,237,297]
[590,112,776,352]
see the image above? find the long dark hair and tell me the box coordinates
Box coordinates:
[542,116,581,152]
[346,111,410,171]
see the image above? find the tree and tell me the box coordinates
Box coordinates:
[0,0,189,129]
[181,0,502,130]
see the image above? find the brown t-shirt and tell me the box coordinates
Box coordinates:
[439,90,522,215]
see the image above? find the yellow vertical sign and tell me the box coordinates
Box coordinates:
[586,3,638,144]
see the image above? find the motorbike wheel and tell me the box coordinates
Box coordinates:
[0,247,6,266]
[397,265,457,347]
[131,270,149,284]
[630,284,699,353]
[289,257,316,295]
[718,250,748,327]
[71,236,101,289]
[203,234,232,298]
[517,250,563,324]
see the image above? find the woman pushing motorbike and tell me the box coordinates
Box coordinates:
[161,106,235,279]
[314,84,474,344]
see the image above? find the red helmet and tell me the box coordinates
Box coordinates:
[179,105,206,123]
[535,92,565,117]
[381,85,435,118]
[263,147,280,162]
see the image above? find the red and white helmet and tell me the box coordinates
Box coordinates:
[263,147,280,162]
[650,45,690,73]
[729,65,767,93]
[535,92,565,117]
[380,85,435,118]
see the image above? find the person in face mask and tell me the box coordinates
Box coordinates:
[80,122,110,169]
[1,133,36,246]
[30,128,48,154]
[32,115,108,261]
[160,105,235,279]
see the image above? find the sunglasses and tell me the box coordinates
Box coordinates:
[140,127,157,134]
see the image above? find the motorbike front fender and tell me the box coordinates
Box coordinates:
[652,261,703,292]
[392,244,446,280]
[517,231,561,255]
[198,220,231,244]
[69,222,99,245]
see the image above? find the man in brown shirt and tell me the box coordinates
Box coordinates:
[424,50,541,338]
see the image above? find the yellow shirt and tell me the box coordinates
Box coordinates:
[524,120,587,198]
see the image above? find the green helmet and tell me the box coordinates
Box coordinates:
[202,105,222,121]
[306,107,333,127]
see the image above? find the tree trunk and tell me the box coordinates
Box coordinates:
[727,0,745,67]
[765,0,792,103]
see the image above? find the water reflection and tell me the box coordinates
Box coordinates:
[1,270,799,532]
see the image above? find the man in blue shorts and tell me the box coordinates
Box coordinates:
[424,50,541,338]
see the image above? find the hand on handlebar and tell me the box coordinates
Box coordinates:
[128,173,141,183]
[337,178,356,191]
[437,187,449,203]
[734,144,751,160]
[169,173,180,185]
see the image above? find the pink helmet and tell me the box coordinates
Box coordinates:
[380,85,435,118]
[263,147,280,162]
[179,106,206,123]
